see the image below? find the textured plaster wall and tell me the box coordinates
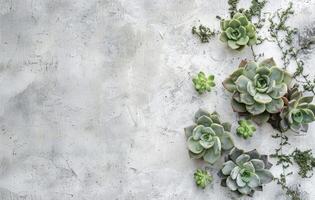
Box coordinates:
[0,0,314,199]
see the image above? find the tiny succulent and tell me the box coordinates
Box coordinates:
[223,58,292,125]
[236,120,256,139]
[220,13,257,50]
[278,84,315,133]
[194,169,213,188]
[185,109,234,164]
[218,147,273,196]
[192,25,215,43]
[193,72,215,94]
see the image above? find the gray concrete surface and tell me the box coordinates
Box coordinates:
[0,0,314,199]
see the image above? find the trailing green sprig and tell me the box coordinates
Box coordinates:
[194,169,213,188]
[193,72,216,94]
[236,120,256,139]
[292,149,315,178]
[192,25,216,43]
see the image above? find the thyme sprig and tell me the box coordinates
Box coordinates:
[268,2,315,95]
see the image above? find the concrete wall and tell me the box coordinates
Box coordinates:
[0,0,314,199]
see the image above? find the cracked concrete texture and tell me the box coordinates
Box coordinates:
[0,0,314,199]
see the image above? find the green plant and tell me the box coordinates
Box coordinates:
[192,25,216,43]
[292,149,315,178]
[185,109,234,164]
[220,13,257,50]
[236,120,256,139]
[218,147,273,196]
[194,169,213,188]
[223,58,292,125]
[278,85,315,133]
[193,72,215,94]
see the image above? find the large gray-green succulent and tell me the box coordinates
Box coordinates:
[185,109,234,164]
[218,147,273,196]
[220,13,257,50]
[223,58,292,124]
[279,84,315,132]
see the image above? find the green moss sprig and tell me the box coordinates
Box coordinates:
[192,72,215,94]
[194,169,213,189]
[192,25,216,43]
[292,149,315,178]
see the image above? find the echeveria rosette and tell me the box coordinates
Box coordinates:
[218,147,274,196]
[236,120,256,139]
[220,13,257,50]
[223,58,292,125]
[194,169,213,189]
[278,84,315,133]
[192,72,215,94]
[185,109,234,164]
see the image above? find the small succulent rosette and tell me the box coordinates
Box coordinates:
[192,72,215,94]
[185,109,234,164]
[269,84,315,133]
[223,58,292,125]
[236,120,256,139]
[194,169,213,189]
[218,147,273,196]
[220,13,257,50]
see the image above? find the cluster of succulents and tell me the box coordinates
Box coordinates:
[236,120,256,139]
[193,72,216,94]
[223,58,292,125]
[218,148,273,196]
[272,84,315,133]
[194,169,213,188]
[220,13,257,50]
[185,109,234,164]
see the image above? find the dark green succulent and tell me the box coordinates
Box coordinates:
[279,84,315,133]
[220,13,257,50]
[223,58,292,125]
[218,147,273,196]
[194,169,213,188]
[185,109,234,164]
[193,72,215,94]
[236,120,256,139]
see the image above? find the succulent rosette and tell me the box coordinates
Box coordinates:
[277,84,315,132]
[223,58,292,125]
[218,147,273,196]
[236,120,256,139]
[194,169,213,189]
[185,109,234,164]
[220,13,257,50]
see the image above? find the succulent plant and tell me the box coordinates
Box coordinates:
[236,120,256,139]
[185,109,234,164]
[220,13,257,50]
[223,58,292,125]
[277,84,315,133]
[218,147,273,196]
[193,72,215,94]
[194,169,213,188]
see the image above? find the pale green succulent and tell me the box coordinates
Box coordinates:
[193,72,215,94]
[220,13,257,50]
[194,169,213,189]
[223,58,292,125]
[185,109,234,164]
[218,148,273,196]
[279,84,315,133]
[236,120,256,139]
